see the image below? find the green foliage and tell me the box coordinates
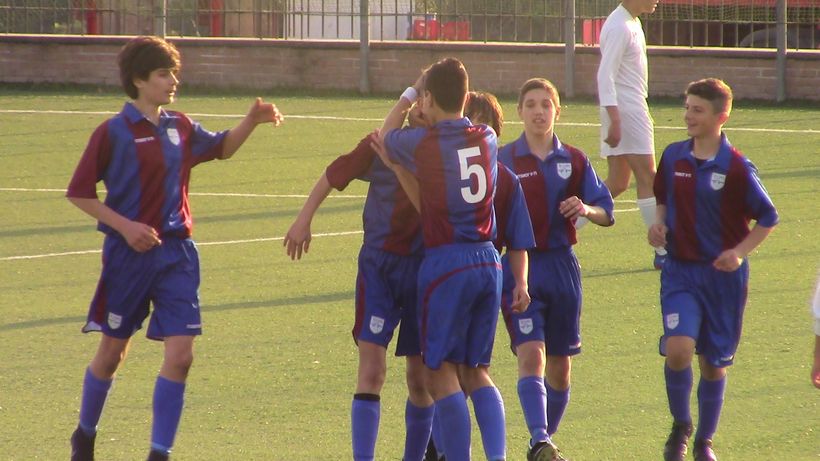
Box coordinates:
[0,89,818,460]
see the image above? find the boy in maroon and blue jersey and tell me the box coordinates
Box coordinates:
[375,58,529,461]
[498,78,614,461]
[649,78,778,461]
[284,126,433,461]
[66,36,282,461]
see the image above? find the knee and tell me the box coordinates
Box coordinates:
[606,180,628,198]
[358,363,387,392]
[165,350,194,377]
[546,357,571,389]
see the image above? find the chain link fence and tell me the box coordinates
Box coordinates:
[1,1,817,49]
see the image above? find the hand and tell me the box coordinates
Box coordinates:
[120,220,161,253]
[369,131,396,168]
[248,97,284,127]
[648,223,668,248]
[283,218,311,260]
[712,249,743,272]
[559,196,588,220]
[510,284,531,314]
[604,119,621,148]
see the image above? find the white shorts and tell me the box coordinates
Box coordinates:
[599,106,655,158]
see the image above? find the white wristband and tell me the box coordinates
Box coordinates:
[400,86,418,103]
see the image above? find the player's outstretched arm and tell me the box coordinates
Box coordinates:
[506,249,531,313]
[68,197,161,252]
[284,173,333,260]
[221,98,284,159]
[713,223,775,272]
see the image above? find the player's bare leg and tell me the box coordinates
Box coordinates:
[352,341,387,461]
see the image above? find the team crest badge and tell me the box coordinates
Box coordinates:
[556,162,572,179]
[166,128,180,146]
[369,316,385,334]
[518,318,533,335]
[665,313,679,330]
[107,313,122,330]
[710,173,726,190]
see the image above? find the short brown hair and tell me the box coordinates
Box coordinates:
[118,36,181,100]
[517,78,560,110]
[423,57,468,113]
[685,78,733,114]
[465,91,504,137]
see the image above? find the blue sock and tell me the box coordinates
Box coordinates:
[78,368,113,436]
[150,376,186,455]
[471,386,506,461]
[664,364,693,423]
[351,393,380,461]
[431,406,445,457]
[517,376,549,444]
[695,376,726,441]
[436,392,471,461]
[545,383,570,437]
[404,400,434,461]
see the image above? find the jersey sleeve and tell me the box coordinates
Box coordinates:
[325,135,377,191]
[743,160,779,228]
[597,22,629,107]
[504,175,536,250]
[66,121,111,199]
[384,127,424,175]
[185,114,227,166]
[579,156,615,225]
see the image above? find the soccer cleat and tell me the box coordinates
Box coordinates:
[693,439,717,461]
[528,440,568,461]
[70,426,96,461]
[423,437,442,461]
[146,450,169,461]
[663,421,693,461]
[654,252,667,270]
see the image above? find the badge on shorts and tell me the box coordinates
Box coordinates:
[518,318,533,335]
[710,172,726,190]
[369,316,385,334]
[167,128,180,146]
[665,313,679,330]
[556,162,572,180]
[107,313,122,330]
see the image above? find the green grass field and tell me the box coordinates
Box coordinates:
[0,88,818,460]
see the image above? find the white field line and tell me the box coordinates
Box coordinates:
[2,109,818,134]
[0,230,364,261]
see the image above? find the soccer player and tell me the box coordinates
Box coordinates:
[375,58,529,461]
[66,36,282,461]
[498,78,614,461]
[649,78,778,461]
[283,124,433,460]
[595,0,666,269]
[812,274,820,389]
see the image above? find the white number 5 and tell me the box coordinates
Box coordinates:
[458,146,487,204]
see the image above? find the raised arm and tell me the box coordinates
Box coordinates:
[379,73,424,141]
[221,98,284,159]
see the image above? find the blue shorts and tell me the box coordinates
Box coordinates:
[83,235,202,340]
[352,246,423,356]
[418,242,502,370]
[501,247,582,357]
[659,257,749,368]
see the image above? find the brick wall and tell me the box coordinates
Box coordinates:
[1,35,817,101]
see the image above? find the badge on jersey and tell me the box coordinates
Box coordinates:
[518,318,533,335]
[710,172,726,190]
[556,162,572,180]
[167,128,181,146]
[108,313,122,330]
[665,313,679,330]
[369,316,385,334]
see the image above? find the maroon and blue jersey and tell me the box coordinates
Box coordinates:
[384,118,498,248]
[654,133,779,263]
[499,134,614,251]
[66,103,227,238]
[325,135,423,256]
[493,162,535,253]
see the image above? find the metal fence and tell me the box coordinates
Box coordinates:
[1,0,817,49]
